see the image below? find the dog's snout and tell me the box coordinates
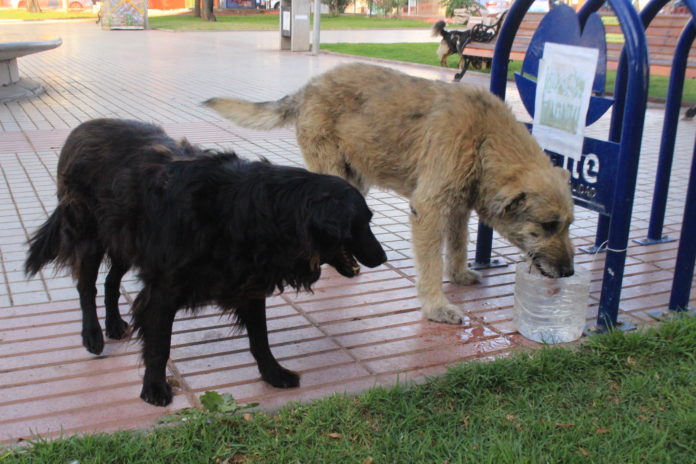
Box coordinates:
[559,267,575,278]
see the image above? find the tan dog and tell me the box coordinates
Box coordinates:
[204,63,575,324]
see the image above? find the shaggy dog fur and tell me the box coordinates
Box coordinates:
[25,118,387,406]
[203,63,576,325]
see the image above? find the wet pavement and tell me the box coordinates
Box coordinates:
[0,20,694,443]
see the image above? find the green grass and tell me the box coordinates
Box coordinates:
[321,42,696,102]
[3,316,696,463]
[148,13,431,31]
[0,9,96,20]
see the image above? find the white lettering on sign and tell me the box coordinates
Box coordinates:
[561,153,600,184]
[582,153,599,184]
[560,153,600,200]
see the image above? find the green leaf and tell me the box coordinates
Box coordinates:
[200,391,224,412]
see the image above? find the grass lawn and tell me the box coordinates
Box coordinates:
[0,9,96,20]
[322,42,696,102]
[3,316,696,463]
[148,13,431,31]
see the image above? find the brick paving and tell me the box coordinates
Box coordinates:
[1,20,695,443]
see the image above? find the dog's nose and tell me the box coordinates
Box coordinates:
[559,267,575,278]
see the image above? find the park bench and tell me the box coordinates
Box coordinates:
[0,35,62,102]
[453,11,696,79]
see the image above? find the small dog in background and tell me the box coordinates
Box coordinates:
[432,20,470,68]
[25,118,387,406]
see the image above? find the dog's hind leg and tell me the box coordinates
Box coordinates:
[410,197,465,325]
[445,208,481,286]
[75,242,106,355]
[238,298,299,388]
[103,256,130,340]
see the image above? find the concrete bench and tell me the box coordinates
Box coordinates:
[0,35,62,102]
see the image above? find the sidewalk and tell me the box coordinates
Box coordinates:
[1,21,694,443]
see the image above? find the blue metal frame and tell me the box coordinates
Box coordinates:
[634,0,696,245]
[587,0,696,251]
[669,135,696,311]
[472,0,649,331]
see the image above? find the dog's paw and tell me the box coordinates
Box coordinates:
[140,380,173,407]
[422,302,465,325]
[262,366,300,389]
[448,267,481,286]
[82,327,105,355]
[105,317,130,340]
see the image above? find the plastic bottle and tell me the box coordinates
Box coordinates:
[513,261,590,344]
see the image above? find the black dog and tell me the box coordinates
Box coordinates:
[25,119,387,406]
[432,20,471,68]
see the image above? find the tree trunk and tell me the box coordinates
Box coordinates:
[201,0,216,21]
[27,0,42,12]
[193,0,201,18]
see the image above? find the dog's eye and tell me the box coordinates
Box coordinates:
[540,221,559,233]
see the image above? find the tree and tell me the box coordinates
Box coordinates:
[440,0,479,18]
[201,0,216,21]
[322,0,349,16]
[373,0,406,17]
[27,0,42,12]
[194,0,201,17]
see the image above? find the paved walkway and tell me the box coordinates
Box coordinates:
[0,21,694,443]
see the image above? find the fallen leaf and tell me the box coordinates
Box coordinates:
[579,447,589,457]
[230,454,247,464]
[505,414,517,422]
[328,433,343,439]
[609,381,620,391]
[461,416,470,429]
[627,356,636,366]
[242,413,252,422]
[596,427,611,434]
[361,458,374,464]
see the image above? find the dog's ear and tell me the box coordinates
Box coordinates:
[308,197,352,247]
[490,190,527,218]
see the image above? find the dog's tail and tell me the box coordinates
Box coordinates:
[25,208,63,277]
[432,20,447,38]
[202,94,300,130]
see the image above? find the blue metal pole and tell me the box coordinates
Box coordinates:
[473,0,535,267]
[579,0,667,253]
[641,22,696,244]
[579,0,650,330]
[669,136,696,311]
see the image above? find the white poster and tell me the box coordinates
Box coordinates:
[532,42,599,161]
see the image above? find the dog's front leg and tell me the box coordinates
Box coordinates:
[446,207,481,286]
[410,199,465,324]
[103,257,130,340]
[238,298,299,388]
[135,286,178,406]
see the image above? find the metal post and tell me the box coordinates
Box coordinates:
[668,135,696,311]
[312,0,321,55]
[635,21,696,245]
[471,0,521,270]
